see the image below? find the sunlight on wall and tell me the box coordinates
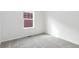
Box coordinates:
[47,18,60,37]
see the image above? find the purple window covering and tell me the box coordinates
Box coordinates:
[24,12,33,19]
[23,12,33,27]
[24,20,33,27]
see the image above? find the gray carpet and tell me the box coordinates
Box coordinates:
[0,34,79,48]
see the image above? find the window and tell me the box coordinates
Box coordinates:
[23,11,33,28]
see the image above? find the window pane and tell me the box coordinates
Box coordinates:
[24,12,33,19]
[24,20,33,27]
[23,12,33,27]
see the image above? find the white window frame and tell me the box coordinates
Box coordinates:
[24,11,35,29]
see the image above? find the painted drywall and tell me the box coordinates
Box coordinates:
[1,11,45,42]
[0,12,3,43]
[46,11,79,45]
[0,15,1,42]
[0,26,1,41]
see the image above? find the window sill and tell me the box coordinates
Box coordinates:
[24,27,34,29]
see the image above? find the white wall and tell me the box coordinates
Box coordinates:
[46,11,79,45]
[0,12,3,43]
[1,11,45,42]
[0,14,1,42]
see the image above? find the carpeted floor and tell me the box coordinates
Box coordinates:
[0,34,79,48]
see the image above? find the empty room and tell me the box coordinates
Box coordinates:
[0,11,79,48]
